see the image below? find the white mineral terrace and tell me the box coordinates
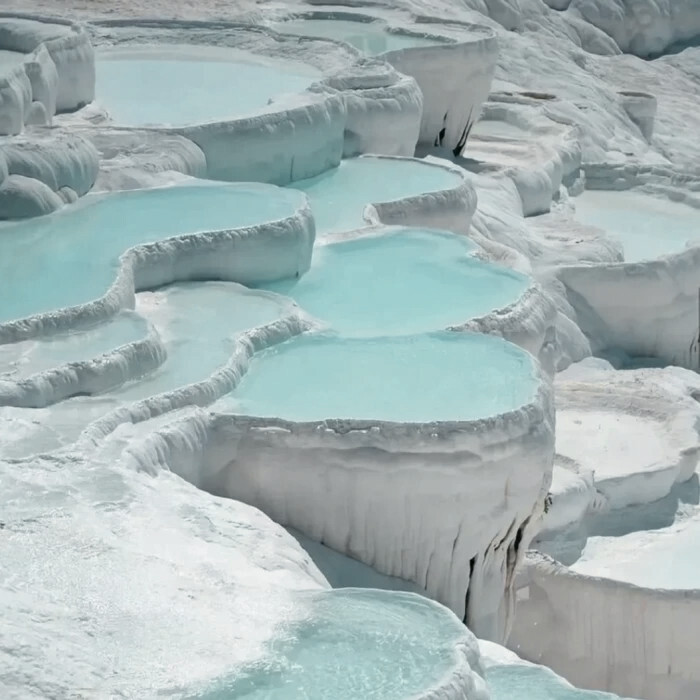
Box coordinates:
[2,2,700,699]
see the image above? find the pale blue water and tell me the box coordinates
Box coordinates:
[486,665,630,699]
[231,332,537,422]
[0,312,148,379]
[289,158,463,234]
[574,190,700,262]
[96,46,318,126]
[272,18,442,55]
[114,282,284,402]
[189,589,465,700]
[262,229,528,336]
[0,282,287,455]
[0,182,303,323]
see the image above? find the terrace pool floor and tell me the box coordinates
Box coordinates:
[230,332,538,422]
[271,18,443,55]
[262,228,528,336]
[288,157,463,234]
[0,312,148,380]
[572,507,700,590]
[0,182,304,323]
[190,589,473,700]
[573,190,700,262]
[96,45,319,126]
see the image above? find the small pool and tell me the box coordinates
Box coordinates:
[271,18,443,56]
[0,182,304,323]
[262,229,528,336]
[486,663,628,699]
[0,312,148,380]
[189,589,475,700]
[0,282,289,456]
[116,282,285,402]
[572,509,700,590]
[231,332,537,422]
[289,157,463,234]
[470,120,529,140]
[96,45,319,126]
[573,190,700,262]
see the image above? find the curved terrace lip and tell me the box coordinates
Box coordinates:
[0,180,313,340]
[298,154,474,233]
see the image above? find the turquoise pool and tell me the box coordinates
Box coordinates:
[231,332,538,422]
[0,182,304,323]
[288,157,462,234]
[262,228,528,336]
[189,589,474,700]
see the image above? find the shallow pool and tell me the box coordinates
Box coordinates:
[0,182,304,323]
[116,282,284,402]
[189,589,470,700]
[0,282,289,456]
[271,18,442,56]
[231,332,537,422]
[0,312,148,380]
[573,190,700,262]
[96,45,319,126]
[262,229,528,336]
[572,509,700,590]
[486,664,629,699]
[289,157,463,234]
[470,120,529,140]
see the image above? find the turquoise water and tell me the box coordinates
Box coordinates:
[573,190,700,262]
[189,589,467,700]
[96,46,318,126]
[486,665,629,699]
[0,182,303,323]
[272,18,442,55]
[231,332,537,422]
[262,229,528,336]
[0,312,148,379]
[288,158,462,234]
